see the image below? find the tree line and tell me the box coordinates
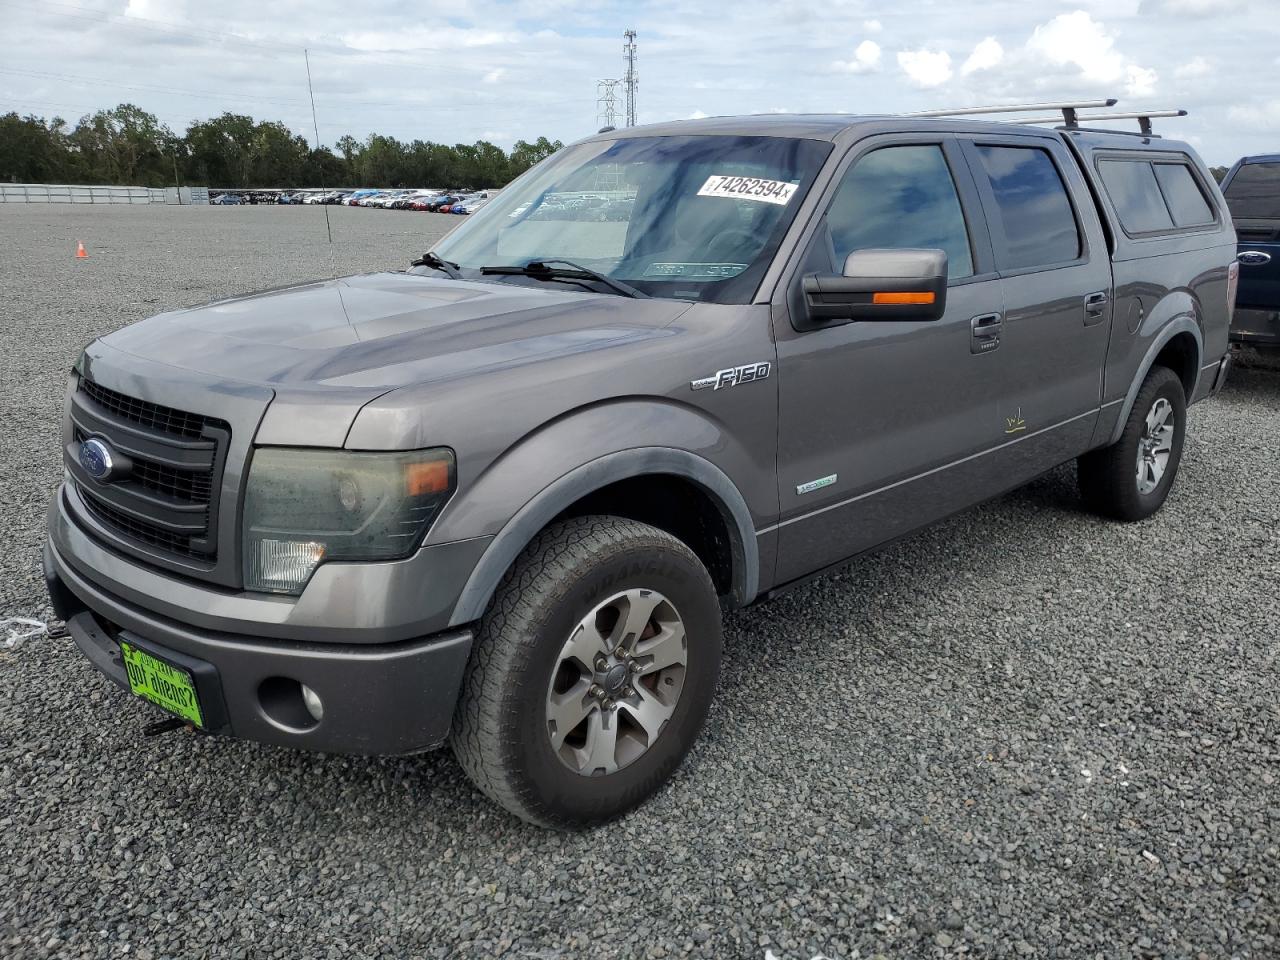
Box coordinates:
[0,103,564,189]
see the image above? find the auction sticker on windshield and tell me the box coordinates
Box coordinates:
[697,175,797,205]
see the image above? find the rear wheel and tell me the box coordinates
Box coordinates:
[1078,365,1187,521]
[449,515,722,828]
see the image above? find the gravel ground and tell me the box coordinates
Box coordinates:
[1,204,1278,960]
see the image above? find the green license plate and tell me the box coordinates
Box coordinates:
[120,641,204,728]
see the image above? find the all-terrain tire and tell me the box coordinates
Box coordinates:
[1078,365,1187,521]
[449,515,722,829]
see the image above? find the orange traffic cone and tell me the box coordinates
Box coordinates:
[75,240,88,259]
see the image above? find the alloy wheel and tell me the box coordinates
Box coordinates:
[545,588,688,776]
[1136,397,1175,495]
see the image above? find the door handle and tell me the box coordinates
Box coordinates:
[1238,250,1272,266]
[1083,291,1109,326]
[970,313,1002,354]
[970,313,1003,337]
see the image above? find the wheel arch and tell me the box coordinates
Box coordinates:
[447,448,760,627]
[1107,316,1203,446]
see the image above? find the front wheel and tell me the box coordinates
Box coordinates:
[449,516,722,828]
[1078,365,1187,521]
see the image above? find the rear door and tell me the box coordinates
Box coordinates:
[957,134,1113,460]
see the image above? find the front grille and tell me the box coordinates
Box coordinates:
[79,378,224,440]
[71,377,229,565]
[79,487,202,559]
[74,427,212,505]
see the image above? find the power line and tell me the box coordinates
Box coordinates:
[596,79,620,130]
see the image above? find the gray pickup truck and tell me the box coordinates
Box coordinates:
[45,102,1236,827]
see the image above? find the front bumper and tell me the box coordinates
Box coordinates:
[45,498,478,756]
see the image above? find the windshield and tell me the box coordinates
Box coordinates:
[433,134,832,303]
[1224,161,1280,220]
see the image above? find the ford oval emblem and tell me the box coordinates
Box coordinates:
[79,438,115,481]
[1238,250,1272,266]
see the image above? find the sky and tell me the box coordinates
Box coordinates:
[1,0,1278,165]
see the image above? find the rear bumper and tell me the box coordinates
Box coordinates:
[1230,307,1280,346]
[45,538,473,756]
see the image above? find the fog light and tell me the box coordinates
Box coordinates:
[300,684,324,723]
[247,538,326,593]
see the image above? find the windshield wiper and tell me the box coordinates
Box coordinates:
[411,251,461,279]
[479,259,649,299]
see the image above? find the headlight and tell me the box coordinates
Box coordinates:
[242,447,455,594]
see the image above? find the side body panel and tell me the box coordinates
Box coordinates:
[349,302,781,608]
[1060,130,1236,442]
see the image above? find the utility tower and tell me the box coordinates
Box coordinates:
[596,79,621,130]
[623,29,638,127]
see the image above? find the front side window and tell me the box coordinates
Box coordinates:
[975,145,1082,270]
[1224,161,1280,220]
[432,135,832,303]
[824,145,974,279]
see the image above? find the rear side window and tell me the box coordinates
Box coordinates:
[1098,160,1174,233]
[825,145,974,279]
[1224,162,1280,219]
[975,145,1081,270]
[1098,157,1217,234]
[1153,163,1215,227]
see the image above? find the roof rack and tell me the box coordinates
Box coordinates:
[1007,109,1188,136]
[905,99,1117,126]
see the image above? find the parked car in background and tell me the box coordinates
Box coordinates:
[1220,154,1280,350]
[210,193,240,205]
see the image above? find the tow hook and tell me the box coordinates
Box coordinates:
[142,717,190,737]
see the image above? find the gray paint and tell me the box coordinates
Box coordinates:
[448,447,760,625]
[46,113,1236,754]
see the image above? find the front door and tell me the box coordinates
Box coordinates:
[771,136,1009,583]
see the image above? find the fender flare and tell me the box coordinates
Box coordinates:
[1107,316,1203,446]
[447,447,760,627]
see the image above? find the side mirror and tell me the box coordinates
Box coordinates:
[801,248,948,325]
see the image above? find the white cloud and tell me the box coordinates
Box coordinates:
[961,37,1003,76]
[1125,64,1158,96]
[896,49,952,88]
[1139,0,1235,13]
[862,19,883,33]
[1026,10,1156,96]
[483,68,506,84]
[833,40,881,74]
[688,109,708,119]
[1227,101,1280,127]
[1173,56,1211,79]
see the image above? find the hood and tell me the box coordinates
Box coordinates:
[102,272,691,392]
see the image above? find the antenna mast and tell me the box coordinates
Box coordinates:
[623,29,638,126]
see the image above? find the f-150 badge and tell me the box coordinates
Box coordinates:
[691,361,772,391]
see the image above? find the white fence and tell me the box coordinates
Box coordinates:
[0,184,209,204]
